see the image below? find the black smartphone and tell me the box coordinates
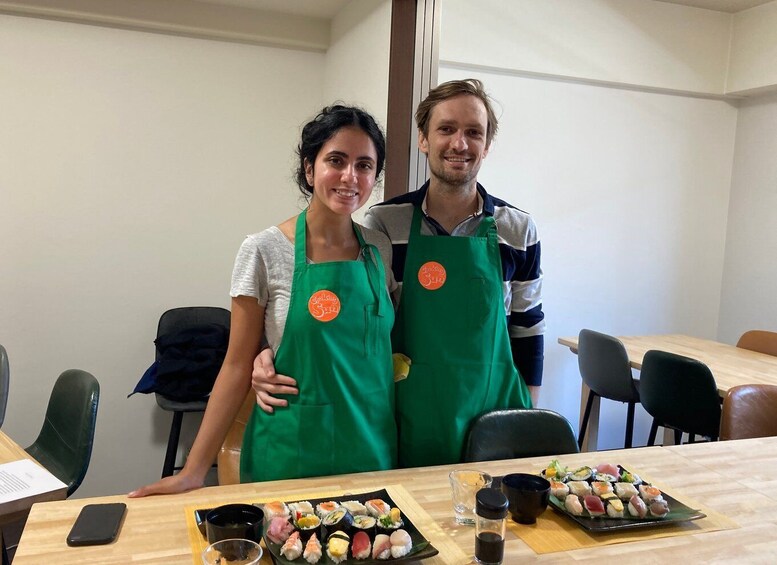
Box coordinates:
[66,503,127,546]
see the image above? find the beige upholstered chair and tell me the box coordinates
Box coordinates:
[217,390,255,485]
[736,330,777,357]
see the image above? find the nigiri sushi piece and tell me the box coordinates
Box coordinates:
[366,499,391,518]
[639,484,664,503]
[315,501,340,518]
[341,500,368,516]
[591,481,613,496]
[372,533,392,560]
[606,498,625,518]
[583,495,605,517]
[326,532,350,564]
[649,499,670,518]
[263,500,290,520]
[628,494,648,518]
[390,529,413,559]
[303,533,323,564]
[550,480,569,499]
[266,515,295,544]
[281,531,303,561]
[564,494,584,516]
[567,480,592,497]
[596,463,620,477]
[614,482,639,500]
[351,531,372,560]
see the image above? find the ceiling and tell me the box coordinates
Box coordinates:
[194,0,775,16]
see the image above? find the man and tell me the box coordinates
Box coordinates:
[253,79,544,468]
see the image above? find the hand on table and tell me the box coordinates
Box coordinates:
[252,347,298,414]
[128,472,204,498]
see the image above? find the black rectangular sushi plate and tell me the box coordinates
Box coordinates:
[195,488,438,564]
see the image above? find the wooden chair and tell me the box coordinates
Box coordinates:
[721,384,777,440]
[640,350,721,446]
[463,408,579,463]
[576,329,641,448]
[217,390,255,485]
[736,330,777,357]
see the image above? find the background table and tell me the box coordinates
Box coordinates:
[13,437,777,563]
[558,334,777,450]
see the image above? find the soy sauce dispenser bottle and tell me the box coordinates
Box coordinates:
[475,488,508,565]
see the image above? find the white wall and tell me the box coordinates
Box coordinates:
[440,0,740,449]
[717,92,777,343]
[728,1,777,94]
[0,14,324,496]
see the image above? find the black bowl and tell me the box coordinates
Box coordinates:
[205,503,264,543]
[501,473,550,524]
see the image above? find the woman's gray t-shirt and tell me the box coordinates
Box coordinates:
[230,224,396,352]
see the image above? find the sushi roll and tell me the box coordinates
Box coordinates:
[550,480,570,499]
[322,508,354,539]
[594,472,618,483]
[372,533,392,560]
[569,466,593,482]
[583,495,605,517]
[639,484,664,503]
[266,515,295,544]
[567,481,592,497]
[281,531,303,561]
[542,459,569,481]
[289,500,315,519]
[605,498,625,518]
[614,482,639,500]
[351,514,377,538]
[263,500,290,521]
[315,501,340,518]
[628,494,648,518]
[326,531,350,564]
[564,495,584,516]
[341,500,368,516]
[295,513,321,542]
[351,531,372,560]
[649,499,670,518]
[303,533,323,564]
[365,499,391,518]
[389,529,413,559]
[591,481,613,496]
[376,508,404,535]
[619,468,642,485]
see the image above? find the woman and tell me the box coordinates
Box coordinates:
[129,105,396,495]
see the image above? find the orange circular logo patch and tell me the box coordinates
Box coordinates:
[308,290,341,322]
[418,261,446,290]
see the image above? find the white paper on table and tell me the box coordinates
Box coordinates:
[0,459,67,503]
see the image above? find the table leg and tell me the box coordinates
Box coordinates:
[579,383,601,452]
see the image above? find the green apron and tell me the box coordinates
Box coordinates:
[240,210,396,482]
[393,205,532,468]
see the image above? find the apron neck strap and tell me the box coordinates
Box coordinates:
[411,203,496,238]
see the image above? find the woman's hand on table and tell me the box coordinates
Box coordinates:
[252,347,298,414]
[128,471,204,498]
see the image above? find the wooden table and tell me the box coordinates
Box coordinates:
[0,430,67,525]
[558,334,777,451]
[13,437,777,563]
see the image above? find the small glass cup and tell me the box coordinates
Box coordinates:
[201,538,263,565]
[449,469,493,525]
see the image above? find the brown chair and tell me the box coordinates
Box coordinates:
[720,384,777,440]
[736,330,777,357]
[217,390,255,485]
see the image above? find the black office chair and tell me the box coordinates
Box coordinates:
[154,306,230,478]
[640,349,721,446]
[0,344,9,428]
[463,408,579,462]
[25,369,100,497]
[577,329,641,449]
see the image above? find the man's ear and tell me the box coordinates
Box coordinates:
[417,130,429,155]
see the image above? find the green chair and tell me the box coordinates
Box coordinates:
[0,344,9,428]
[577,329,641,449]
[25,369,100,497]
[640,349,720,446]
[463,408,579,462]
